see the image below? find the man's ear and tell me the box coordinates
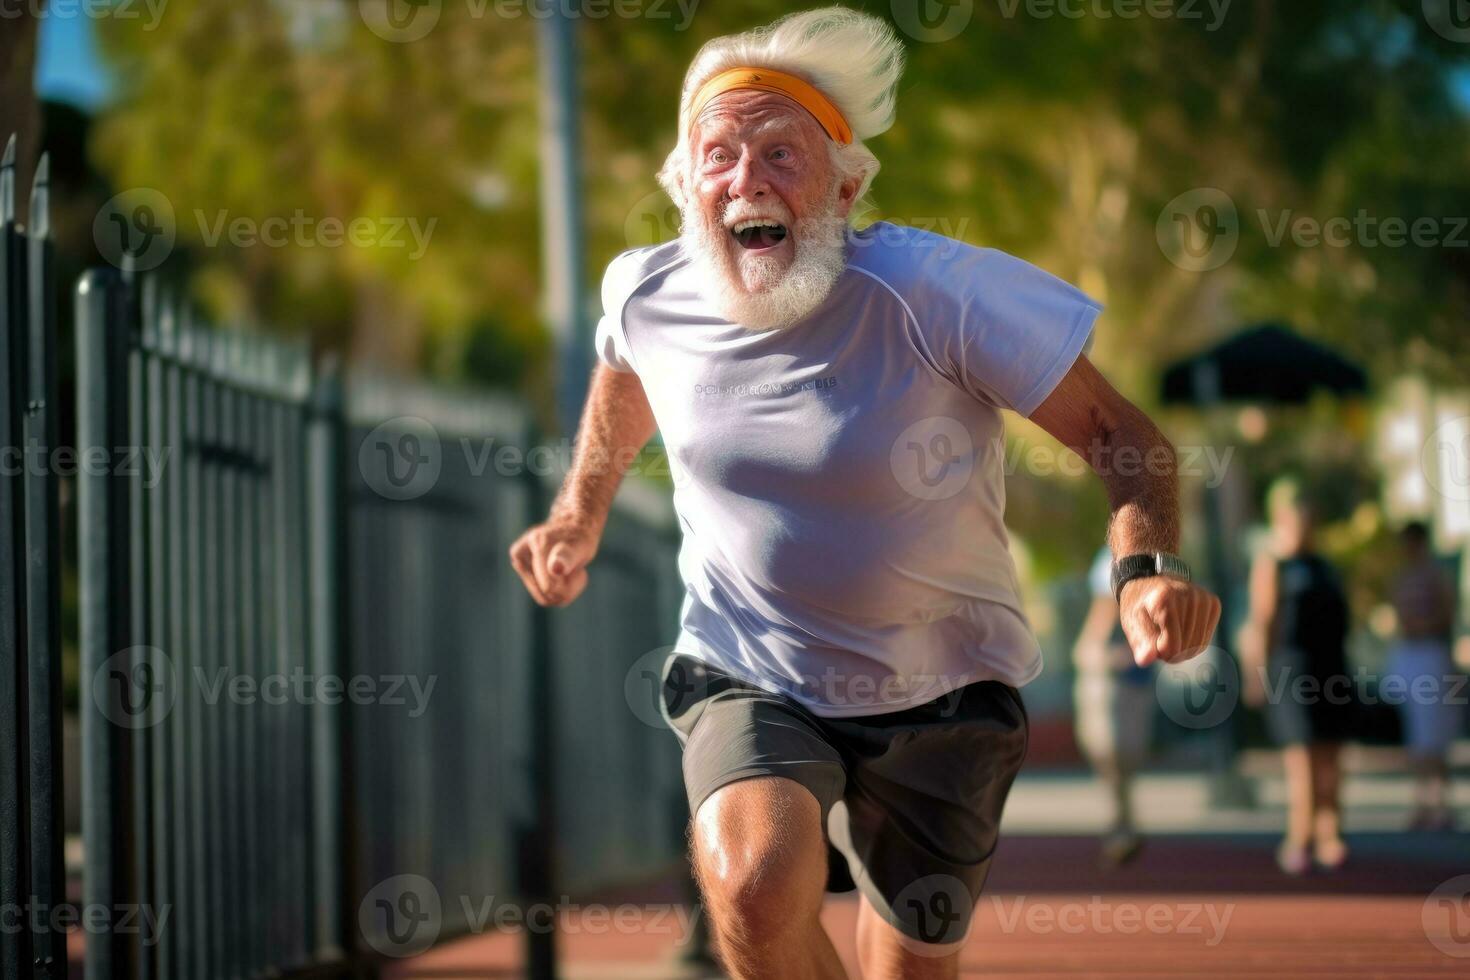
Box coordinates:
[836,176,861,218]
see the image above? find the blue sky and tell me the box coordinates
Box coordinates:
[33,9,114,111]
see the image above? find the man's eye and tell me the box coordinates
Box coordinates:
[710,149,731,165]
[771,148,791,162]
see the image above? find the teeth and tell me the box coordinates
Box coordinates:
[732,219,782,233]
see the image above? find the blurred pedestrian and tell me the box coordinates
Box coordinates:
[1073,545,1157,868]
[1383,520,1461,831]
[1239,478,1353,874]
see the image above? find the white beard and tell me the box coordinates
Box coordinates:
[682,190,850,331]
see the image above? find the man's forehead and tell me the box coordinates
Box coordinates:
[693,91,818,142]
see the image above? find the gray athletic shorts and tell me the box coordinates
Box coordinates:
[661,653,1028,946]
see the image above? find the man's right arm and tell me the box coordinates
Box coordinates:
[508,364,657,606]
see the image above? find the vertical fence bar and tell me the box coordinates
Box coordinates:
[148,294,177,979]
[215,334,241,980]
[179,318,210,980]
[200,331,226,980]
[518,421,557,980]
[291,346,315,968]
[22,153,64,980]
[0,131,33,980]
[270,351,300,966]
[307,359,347,964]
[234,336,260,980]
[126,273,153,980]
[77,268,135,980]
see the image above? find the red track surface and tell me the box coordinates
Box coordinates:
[384,833,1470,977]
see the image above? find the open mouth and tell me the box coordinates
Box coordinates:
[730,219,789,251]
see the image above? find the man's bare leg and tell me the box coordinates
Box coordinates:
[855,896,961,980]
[692,776,846,980]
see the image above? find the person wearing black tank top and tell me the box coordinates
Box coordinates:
[1240,479,1354,875]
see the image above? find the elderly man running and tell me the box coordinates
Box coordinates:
[511,7,1221,978]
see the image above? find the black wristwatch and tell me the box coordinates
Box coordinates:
[1111,552,1191,603]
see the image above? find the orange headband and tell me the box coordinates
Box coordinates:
[688,67,853,146]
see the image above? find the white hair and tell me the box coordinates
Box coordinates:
[657,6,906,213]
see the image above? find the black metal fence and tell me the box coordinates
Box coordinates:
[3,133,691,980]
[1,138,66,980]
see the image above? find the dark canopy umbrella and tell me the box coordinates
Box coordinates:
[1161,322,1368,406]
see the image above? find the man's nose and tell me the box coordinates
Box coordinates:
[727,152,770,201]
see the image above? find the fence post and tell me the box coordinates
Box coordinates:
[23,152,64,980]
[518,420,557,980]
[1,131,34,980]
[307,357,351,966]
[76,267,137,980]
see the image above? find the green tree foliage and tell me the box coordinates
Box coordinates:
[91,1,1468,396]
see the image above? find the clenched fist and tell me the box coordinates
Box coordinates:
[1119,577,1221,667]
[508,516,599,607]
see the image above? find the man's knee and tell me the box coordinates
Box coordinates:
[691,776,828,942]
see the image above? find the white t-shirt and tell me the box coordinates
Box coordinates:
[595,222,1101,716]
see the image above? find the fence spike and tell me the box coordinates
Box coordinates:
[211,326,229,379]
[157,288,177,359]
[28,152,49,239]
[140,273,160,350]
[192,322,211,375]
[1,133,14,224]
[261,336,276,395]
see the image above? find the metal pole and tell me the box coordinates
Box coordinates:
[0,130,34,980]
[518,419,558,980]
[307,358,349,965]
[536,0,589,432]
[77,268,134,980]
[22,152,64,980]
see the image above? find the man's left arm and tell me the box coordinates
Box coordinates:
[1028,354,1221,667]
